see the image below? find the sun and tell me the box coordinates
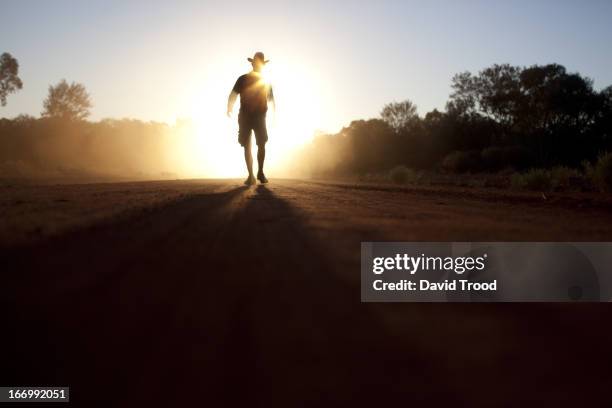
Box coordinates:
[183,57,324,178]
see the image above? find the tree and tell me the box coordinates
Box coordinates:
[446,72,478,117]
[381,100,419,132]
[0,52,23,106]
[603,86,612,106]
[594,85,612,148]
[42,79,92,120]
[447,64,522,127]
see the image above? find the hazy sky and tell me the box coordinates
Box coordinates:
[2,0,612,132]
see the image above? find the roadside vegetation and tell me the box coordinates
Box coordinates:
[356,156,612,193]
[293,63,612,193]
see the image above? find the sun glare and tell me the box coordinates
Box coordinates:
[181,58,324,178]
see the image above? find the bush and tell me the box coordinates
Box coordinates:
[511,168,552,191]
[441,150,482,173]
[511,166,583,191]
[481,145,533,171]
[587,152,612,192]
[549,166,583,190]
[503,145,534,170]
[480,146,505,171]
[389,165,417,184]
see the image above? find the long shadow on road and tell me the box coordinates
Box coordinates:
[0,184,446,407]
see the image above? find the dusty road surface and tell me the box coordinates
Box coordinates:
[2,179,612,406]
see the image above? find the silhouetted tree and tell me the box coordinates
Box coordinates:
[518,65,603,164]
[447,63,604,166]
[342,119,395,173]
[603,86,612,106]
[0,52,23,106]
[518,65,597,130]
[42,79,92,120]
[381,100,419,132]
[447,64,523,127]
[594,85,612,150]
[298,63,612,176]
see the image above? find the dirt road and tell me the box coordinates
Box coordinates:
[2,179,612,406]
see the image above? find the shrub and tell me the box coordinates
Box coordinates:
[441,150,482,173]
[481,145,534,171]
[501,145,534,170]
[588,152,612,192]
[511,166,584,191]
[511,168,552,191]
[389,165,416,184]
[480,146,505,171]
[549,166,583,191]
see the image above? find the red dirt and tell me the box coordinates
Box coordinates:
[1,179,611,406]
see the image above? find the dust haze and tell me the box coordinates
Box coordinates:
[0,117,224,183]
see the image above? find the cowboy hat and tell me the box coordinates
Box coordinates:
[248,51,270,64]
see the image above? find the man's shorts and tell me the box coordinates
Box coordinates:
[238,111,268,147]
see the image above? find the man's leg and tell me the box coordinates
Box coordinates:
[257,145,265,174]
[239,113,256,185]
[244,139,254,177]
[242,137,256,185]
[255,115,269,183]
[256,145,268,183]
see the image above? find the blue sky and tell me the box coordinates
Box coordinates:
[2,0,612,132]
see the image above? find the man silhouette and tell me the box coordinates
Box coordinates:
[227,51,275,185]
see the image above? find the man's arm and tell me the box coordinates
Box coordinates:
[268,86,276,112]
[227,91,238,117]
[227,76,242,117]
